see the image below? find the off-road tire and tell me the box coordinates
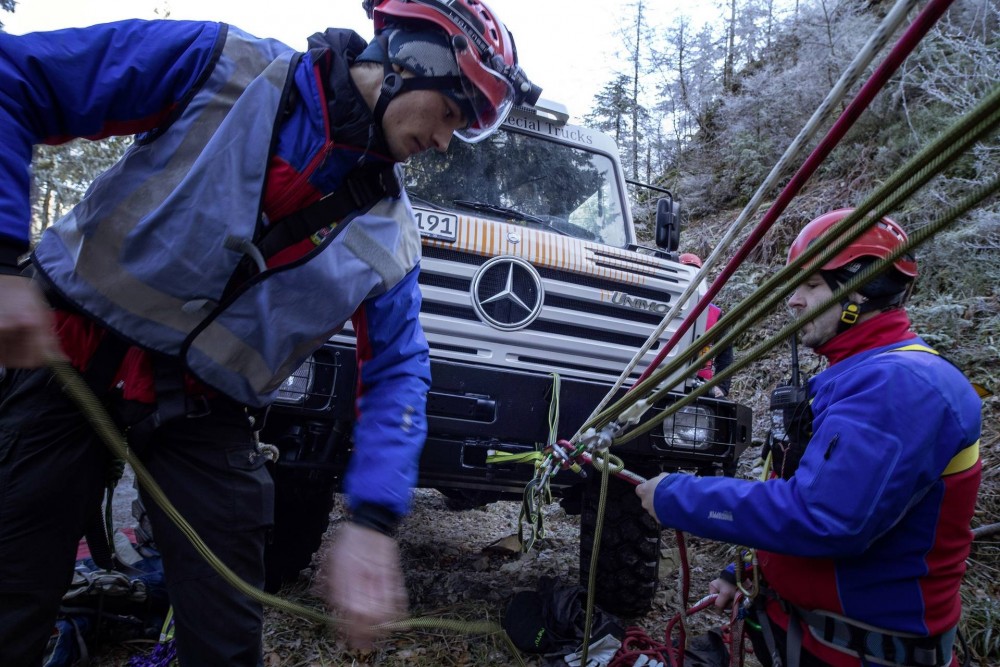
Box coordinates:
[579,473,661,617]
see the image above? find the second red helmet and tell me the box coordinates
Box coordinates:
[787,208,917,277]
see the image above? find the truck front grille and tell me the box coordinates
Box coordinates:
[416,245,696,381]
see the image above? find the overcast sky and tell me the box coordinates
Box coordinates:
[2,0,724,123]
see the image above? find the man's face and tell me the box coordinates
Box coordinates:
[787,273,847,349]
[381,89,468,162]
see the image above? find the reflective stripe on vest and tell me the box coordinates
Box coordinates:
[183,194,419,404]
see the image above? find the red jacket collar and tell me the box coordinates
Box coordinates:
[815,309,917,365]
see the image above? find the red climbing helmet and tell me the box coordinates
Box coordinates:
[787,208,918,277]
[678,253,703,268]
[364,0,540,142]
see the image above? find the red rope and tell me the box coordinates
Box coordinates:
[608,595,718,667]
[609,594,749,667]
[631,0,957,389]
[610,625,671,667]
[674,531,692,664]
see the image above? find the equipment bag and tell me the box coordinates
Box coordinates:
[43,530,169,667]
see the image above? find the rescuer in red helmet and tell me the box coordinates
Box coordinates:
[678,253,734,397]
[639,210,981,667]
[785,207,918,347]
[0,1,537,662]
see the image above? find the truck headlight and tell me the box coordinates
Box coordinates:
[275,358,315,405]
[662,404,717,450]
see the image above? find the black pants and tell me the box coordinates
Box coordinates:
[0,366,274,667]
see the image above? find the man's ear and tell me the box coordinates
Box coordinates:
[848,291,867,305]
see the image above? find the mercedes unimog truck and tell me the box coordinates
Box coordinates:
[261,100,753,615]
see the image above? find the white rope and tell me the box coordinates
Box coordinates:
[572,0,921,440]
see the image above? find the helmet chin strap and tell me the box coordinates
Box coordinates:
[820,272,908,335]
[372,37,402,131]
[820,272,865,334]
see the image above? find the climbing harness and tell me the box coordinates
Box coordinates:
[749,586,967,667]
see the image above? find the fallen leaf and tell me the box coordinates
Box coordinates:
[483,533,522,554]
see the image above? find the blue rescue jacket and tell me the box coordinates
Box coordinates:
[652,323,981,646]
[0,20,430,517]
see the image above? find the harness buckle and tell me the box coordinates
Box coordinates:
[840,303,860,325]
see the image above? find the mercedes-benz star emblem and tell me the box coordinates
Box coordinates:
[471,256,543,331]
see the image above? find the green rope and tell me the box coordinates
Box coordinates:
[579,449,625,666]
[580,83,1000,443]
[513,373,562,552]
[619,169,1000,446]
[45,356,526,665]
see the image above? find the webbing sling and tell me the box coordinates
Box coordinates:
[794,606,956,667]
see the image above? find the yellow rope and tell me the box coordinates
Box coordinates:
[45,355,525,665]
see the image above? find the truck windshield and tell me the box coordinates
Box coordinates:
[404,127,628,246]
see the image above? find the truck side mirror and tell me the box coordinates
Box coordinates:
[655,196,681,251]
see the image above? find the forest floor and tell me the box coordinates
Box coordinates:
[103,414,997,666]
[256,489,750,667]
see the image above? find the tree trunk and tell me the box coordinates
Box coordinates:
[725,0,737,90]
[631,0,644,180]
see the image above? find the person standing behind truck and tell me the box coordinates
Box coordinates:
[0,1,538,663]
[641,212,982,666]
[679,252,734,397]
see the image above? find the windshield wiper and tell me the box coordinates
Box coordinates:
[453,199,565,233]
[408,194,451,212]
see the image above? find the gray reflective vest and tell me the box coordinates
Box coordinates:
[33,27,420,407]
